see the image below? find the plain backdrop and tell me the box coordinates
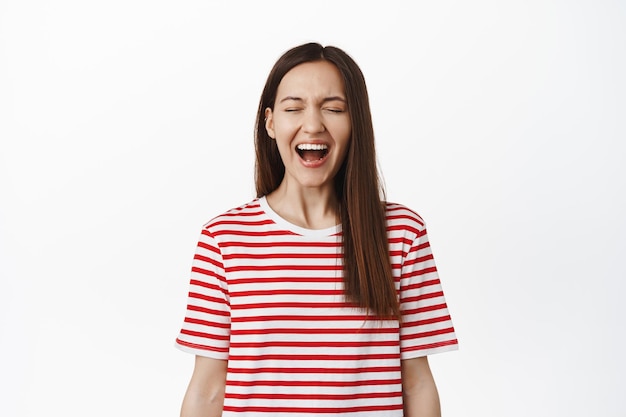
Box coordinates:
[1,1,625,416]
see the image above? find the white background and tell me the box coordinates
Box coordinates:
[1,1,625,416]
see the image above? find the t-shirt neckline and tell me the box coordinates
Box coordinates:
[259,196,341,237]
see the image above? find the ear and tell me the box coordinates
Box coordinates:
[265,107,275,139]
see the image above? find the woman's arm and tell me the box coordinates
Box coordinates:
[180,355,228,417]
[401,356,441,417]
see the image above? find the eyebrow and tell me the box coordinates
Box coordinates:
[279,95,346,104]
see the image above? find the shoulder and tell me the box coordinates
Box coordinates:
[384,201,427,236]
[202,198,265,231]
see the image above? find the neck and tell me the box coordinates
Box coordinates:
[266,181,339,230]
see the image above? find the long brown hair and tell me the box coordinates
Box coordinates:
[254,43,399,319]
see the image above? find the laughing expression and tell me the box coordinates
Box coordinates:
[265,60,351,193]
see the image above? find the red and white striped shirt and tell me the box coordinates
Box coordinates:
[176,197,458,416]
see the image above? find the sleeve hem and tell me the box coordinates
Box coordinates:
[401,341,459,360]
[174,340,229,361]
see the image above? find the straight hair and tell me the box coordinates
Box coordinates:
[254,43,399,319]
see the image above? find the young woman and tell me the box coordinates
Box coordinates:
[175,42,458,417]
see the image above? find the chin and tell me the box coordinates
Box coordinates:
[296,176,334,190]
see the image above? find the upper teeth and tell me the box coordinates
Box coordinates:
[297,144,328,151]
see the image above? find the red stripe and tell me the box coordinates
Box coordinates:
[386,224,420,235]
[403,253,434,266]
[231,301,354,310]
[220,210,263,217]
[400,290,444,304]
[186,304,230,317]
[227,366,400,374]
[402,278,441,291]
[401,326,456,341]
[229,353,400,361]
[226,264,342,272]
[223,203,265,217]
[212,229,298,237]
[175,338,228,354]
[220,241,341,248]
[227,378,402,387]
[402,338,459,352]
[184,317,230,329]
[194,254,224,269]
[189,292,228,305]
[180,328,229,341]
[402,303,450,315]
[210,219,275,227]
[229,339,398,348]
[197,241,220,253]
[408,241,431,252]
[386,204,424,222]
[402,314,451,328]
[231,327,398,335]
[223,403,403,413]
[386,213,423,223]
[226,390,402,400]
[189,279,226,294]
[190,266,224,281]
[230,276,342,285]
[223,252,341,260]
[231,314,382,322]
[388,236,413,245]
[230,289,343,297]
[402,266,438,278]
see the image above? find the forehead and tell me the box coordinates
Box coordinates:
[276,60,345,99]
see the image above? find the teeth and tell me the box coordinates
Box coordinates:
[297,143,328,151]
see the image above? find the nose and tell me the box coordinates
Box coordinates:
[302,109,325,133]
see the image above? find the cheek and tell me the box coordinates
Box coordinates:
[336,136,351,164]
[273,121,298,141]
[327,118,351,144]
[338,126,352,148]
[339,118,352,140]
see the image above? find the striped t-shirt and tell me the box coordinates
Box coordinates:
[175,197,458,416]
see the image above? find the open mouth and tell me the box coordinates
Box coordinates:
[296,143,329,162]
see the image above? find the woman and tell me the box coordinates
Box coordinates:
[176,42,458,417]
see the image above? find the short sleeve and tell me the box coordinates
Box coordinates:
[175,228,231,359]
[399,225,458,359]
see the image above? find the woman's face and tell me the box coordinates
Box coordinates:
[265,60,351,194]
